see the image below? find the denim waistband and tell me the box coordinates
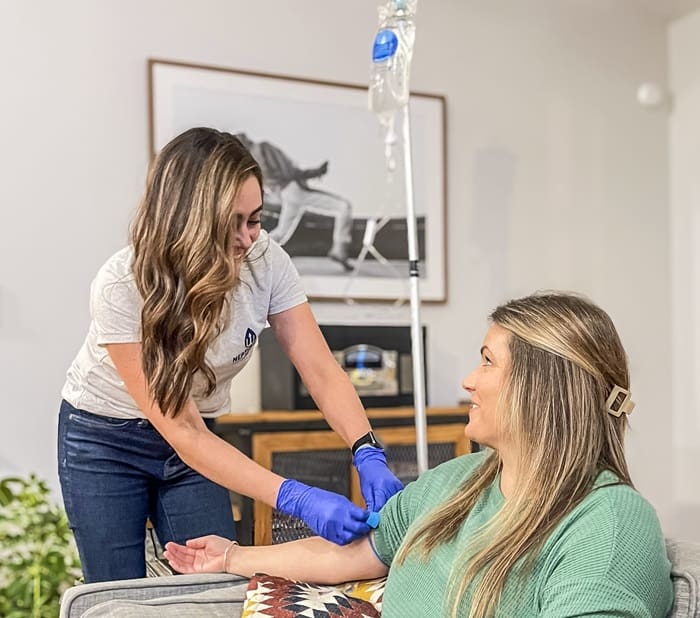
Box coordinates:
[59,399,217,430]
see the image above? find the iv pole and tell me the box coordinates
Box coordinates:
[400,104,428,475]
[368,0,428,475]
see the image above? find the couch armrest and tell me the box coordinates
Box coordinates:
[59,573,248,618]
[666,537,700,618]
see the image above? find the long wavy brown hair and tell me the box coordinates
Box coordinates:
[130,127,262,417]
[395,292,632,617]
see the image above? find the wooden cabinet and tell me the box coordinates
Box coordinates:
[215,407,472,546]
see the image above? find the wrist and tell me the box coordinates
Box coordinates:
[275,478,294,510]
[354,443,381,454]
[353,443,388,468]
[351,430,381,455]
[222,540,239,573]
[276,478,310,514]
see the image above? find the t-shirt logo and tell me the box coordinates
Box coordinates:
[244,328,257,348]
[232,328,258,364]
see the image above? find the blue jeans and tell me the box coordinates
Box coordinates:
[57,400,236,583]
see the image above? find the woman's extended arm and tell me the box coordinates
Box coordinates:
[106,342,371,544]
[268,303,371,447]
[106,342,284,506]
[164,534,389,585]
[269,303,404,512]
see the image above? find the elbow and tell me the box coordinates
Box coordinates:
[162,422,208,469]
[173,445,197,470]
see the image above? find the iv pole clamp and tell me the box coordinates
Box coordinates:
[368,0,428,475]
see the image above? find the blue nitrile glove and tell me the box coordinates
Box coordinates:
[353,446,404,512]
[276,479,371,545]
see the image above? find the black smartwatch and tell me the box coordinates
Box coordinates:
[351,430,381,455]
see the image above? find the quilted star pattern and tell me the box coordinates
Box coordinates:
[341,577,386,613]
[241,573,383,618]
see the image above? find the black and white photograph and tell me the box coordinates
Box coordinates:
[149,59,446,301]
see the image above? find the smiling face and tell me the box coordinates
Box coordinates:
[232,175,263,258]
[461,323,512,450]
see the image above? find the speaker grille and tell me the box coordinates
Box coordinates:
[385,443,456,484]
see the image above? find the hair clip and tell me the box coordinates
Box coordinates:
[606,385,635,417]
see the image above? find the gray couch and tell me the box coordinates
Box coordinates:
[59,573,248,617]
[60,538,700,617]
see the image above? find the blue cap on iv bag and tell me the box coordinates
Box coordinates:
[372,29,398,62]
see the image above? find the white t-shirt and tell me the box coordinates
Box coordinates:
[62,231,306,419]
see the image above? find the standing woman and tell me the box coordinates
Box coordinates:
[58,127,402,583]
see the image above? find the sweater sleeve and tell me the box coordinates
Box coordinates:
[537,485,673,618]
[539,577,653,617]
[370,478,420,566]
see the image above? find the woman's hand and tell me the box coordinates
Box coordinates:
[353,447,404,511]
[164,535,231,574]
[276,479,371,545]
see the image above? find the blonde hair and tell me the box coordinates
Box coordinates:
[396,292,632,617]
[130,127,262,417]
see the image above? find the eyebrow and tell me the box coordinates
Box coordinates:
[239,206,263,218]
[480,346,492,356]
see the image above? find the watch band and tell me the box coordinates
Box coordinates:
[351,430,381,455]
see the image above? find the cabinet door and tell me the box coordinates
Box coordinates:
[252,425,470,546]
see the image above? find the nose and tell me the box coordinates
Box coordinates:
[461,368,477,393]
[235,224,252,250]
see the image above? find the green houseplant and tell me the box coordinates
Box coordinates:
[0,475,82,618]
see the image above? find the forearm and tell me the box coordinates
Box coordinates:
[306,364,371,446]
[227,536,387,584]
[269,305,371,447]
[171,425,284,507]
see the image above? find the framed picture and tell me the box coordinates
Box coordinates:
[149,59,447,302]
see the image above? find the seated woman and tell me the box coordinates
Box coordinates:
[165,292,674,617]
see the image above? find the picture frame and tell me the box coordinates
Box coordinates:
[149,59,447,302]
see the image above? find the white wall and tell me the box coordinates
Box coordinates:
[669,9,700,537]
[0,0,692,539]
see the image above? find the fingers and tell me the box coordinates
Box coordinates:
[365,490,378,513]
[163,546,194,573]
[367,478,401,511]
[280,481,375,545]
[368,486,392,512]
[169,544,197,559]
[335,520,371,545]
[164,542,193,559]
[391,477,405,492]
[186,535,214,548]
[360,480,384,512]
[347,500,369,519]
[164,541,192,557]
[164,541,200,573]
[359,468,404,512]
[331,504,371,545]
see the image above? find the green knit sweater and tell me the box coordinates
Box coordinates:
[372,451,673,617]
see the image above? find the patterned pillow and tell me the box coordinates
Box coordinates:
[242,573,386,618]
